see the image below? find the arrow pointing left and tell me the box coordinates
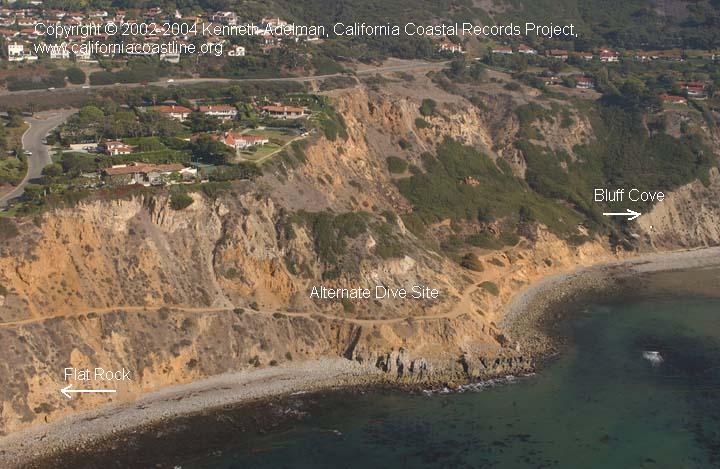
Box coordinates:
[61,384,117,399]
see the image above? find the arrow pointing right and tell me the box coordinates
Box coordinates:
[603,208,642,221]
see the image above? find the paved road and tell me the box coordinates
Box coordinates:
[0,60,448,97]
[0,110,76,207]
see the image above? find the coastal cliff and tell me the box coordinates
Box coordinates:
[0,75,719,437]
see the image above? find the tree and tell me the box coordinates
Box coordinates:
[191,135,234,165]
[187,111,221,133]
[449,56,466,77]
[66,67,86,85]
[6,108,23,128]
[41,163,63,178]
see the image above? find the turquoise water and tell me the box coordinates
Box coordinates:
[184,293,720,468]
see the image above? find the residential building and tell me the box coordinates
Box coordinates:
[491,46,513,55]
[598,48,620,63]
[517,44,537,55]
[220,132,270,150]
[539,75,562,86]
[152,105,193,121]
[103,163,196,186]
[7,42,37,61]
[660,94,687,105]
[198,104,237,120]
[49,46,71,60]
[101,141,134,155]
[260,105,306,119]
[438,40,463,54]
[545,49,568,60]
[210,11,238,26]
[227,45,246,57]
[575,77,595,89]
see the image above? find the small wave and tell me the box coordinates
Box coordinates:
[422,374,532,395]
[642,351,664,366]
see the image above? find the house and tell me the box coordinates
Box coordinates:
[101,140,134,155]
[579,52,594,61]
[686,86,707,99]
[598,48,620,63]
[210,11,238,26]
[657,50,684,61]
[633,51,654,62]
[260,17,289,32]
[220,132,270,150]
[49,46,71,60]
[517,44,537,55]
[152,105,193,121]
[660,94,687,105]
[160,53,180,63]
[491,46,513,55]
[260,105,306,119]
[103,163,197,186]
[227,45,246,57]
[539,75,562,86]
[438,40,463,54]
[545,49,568,60]
[198,104,237,120]
[7,42,24,60]
[677,81,708,99]
[72,46,93,61]
[7,42,37,61]
[575,77,595,89]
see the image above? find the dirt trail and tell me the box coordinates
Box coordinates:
[0,253,516,329]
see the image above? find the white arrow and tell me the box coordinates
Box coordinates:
[603,208,642,221]
[61,384,116,399]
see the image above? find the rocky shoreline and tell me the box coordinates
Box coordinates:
[2,247,720,468]
[503,246,720,363]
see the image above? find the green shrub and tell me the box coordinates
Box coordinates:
[415,118,431,129]
[0,218,19,241]
[170,192,193,210]
[460,254,484,272]
[419,98,437,116]
[466,233,502,249]
[386,156,408,174]
[479,281,499,296]
[66,67,86,85]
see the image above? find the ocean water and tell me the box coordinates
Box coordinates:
[185,272,720,468]
[56,269,720,468]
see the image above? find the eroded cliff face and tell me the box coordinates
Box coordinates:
[639,168,720,248]
[0,192,615,435]
[0,77,718,436]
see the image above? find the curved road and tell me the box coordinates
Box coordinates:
[0,60,448,97]
[0,110,76,207]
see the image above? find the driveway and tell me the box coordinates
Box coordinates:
[0,109,76,207]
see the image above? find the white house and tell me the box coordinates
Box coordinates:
[198,104,237,120]
[518,44,537,55]
[49,46,71,60]
[439,40,463,54]
[227,45,246,57]
[210,11,238,26]
[220,132,269,150]
[7,42,37,61]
